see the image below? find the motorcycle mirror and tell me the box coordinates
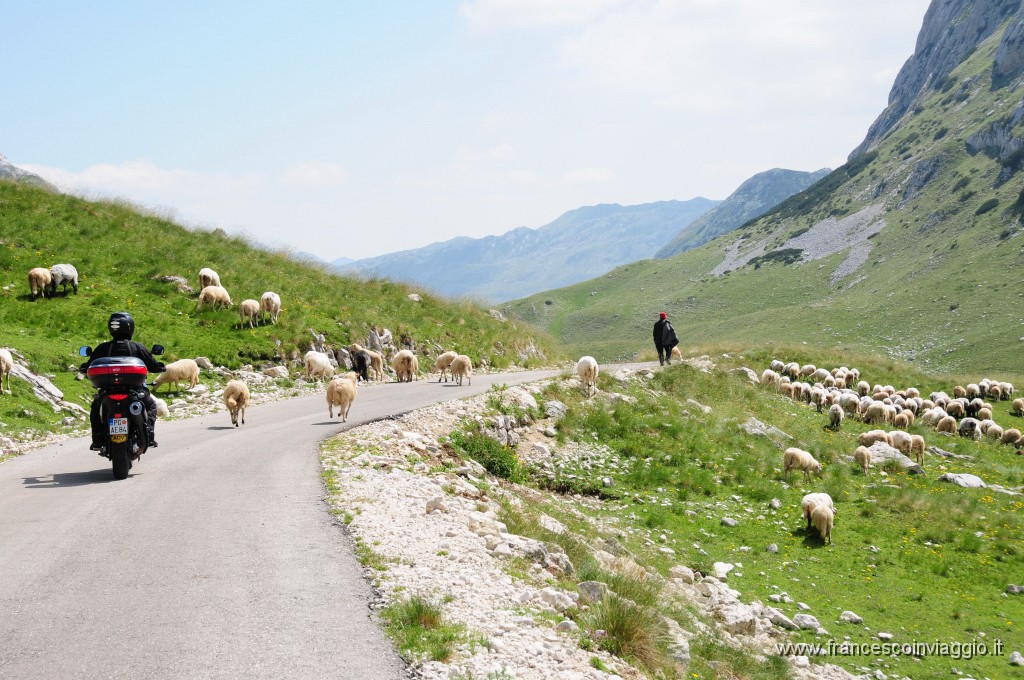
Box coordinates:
[151,344,165,356]
[79,346,93,357]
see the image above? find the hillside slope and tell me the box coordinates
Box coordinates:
[338,199,717,303]
[655,167,831,259]
[0,153,57,192]
[0,182,561,440]
[503,0,1024,376]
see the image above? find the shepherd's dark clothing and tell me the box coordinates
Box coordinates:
[653,318,679,365]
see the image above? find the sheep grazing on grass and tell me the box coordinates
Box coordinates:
[198,267,221,289]
[889,430,913,454]
[1011,398,1024,417]
[196,285,233,311]
[223,379,249,427]
[303,350,334,381]
[28,267,51,300]
[576,356,599,396]
[450,354,472,386]
[801,492,835,528]
[391,349,419,383]
[799,364,816,378]
[946,400,966,419]
[958,418,982,440]
[858,429,893,448]
[893,412,910,429]
[953,385,967,399]
[783,447,822,480]
[153,359,200,393]
[48,264,79,295]
[434,351,459,383]
[259,291,281,324]
[936,415,957,435]
[998,382,1015,400]
[854,446,872,475]
[862,402,886,425]
[238,299,260,329]
[976,407,992,422]
[809,388,827,413]
[812,368,831,383]
[985,423,1004,441]
[326,375,357,421]
[910,435,926,464]
[857,380,871,397]
[770,359,784,373]
[826,404,843,430]
[1001,428,1023,445]
[811,504,834,544]
[0,348,12,394]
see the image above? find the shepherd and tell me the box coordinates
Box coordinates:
[653,311,679,366]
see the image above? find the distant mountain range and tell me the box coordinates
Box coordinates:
[655,168,831,259]
[336,199,718,303]
[0,154,57,192]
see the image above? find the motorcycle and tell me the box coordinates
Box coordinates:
[79,344,164,480]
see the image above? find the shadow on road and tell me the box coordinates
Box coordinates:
[23,468,124,488]
[206,426,236,431]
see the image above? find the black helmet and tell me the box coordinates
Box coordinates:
[108,312,135,340]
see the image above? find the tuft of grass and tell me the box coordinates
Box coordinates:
[580,595,674,676]
[380,595,467,663]
[447,428,523,481]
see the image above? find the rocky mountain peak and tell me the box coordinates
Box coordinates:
[0,153,58,192]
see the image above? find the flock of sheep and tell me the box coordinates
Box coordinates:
[760,359,1021,544]
[194,268,282,329]
[26,264,79,299]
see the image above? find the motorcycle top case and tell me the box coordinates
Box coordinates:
[86,356,149,388]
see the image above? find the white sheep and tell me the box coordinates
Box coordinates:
[223,379,249,427]
[391,349,419,383]
[670,346,682,361]
[812,368,831,383]
[450,354,472,386]
[28,267,51,300]
[0,348,12,394]
[889,430,913,454]
[985,423,1004,441]
[260,291,281,324]
[997,381,1015,400]
[854,445,872,475]
[1001,428,1023,445]
[761,369,779,386]
[576,356,599,396]
[303,350,335,381]
[196,285,233,311]
[1011,398,1024,417]
[801,492,835,528]
[152,359,201,393]
[435,351,459,382]
[783,447,822,480]
[198,267,221,289]
[811,504,834,544]
[770,359,785,373]
[827,404,843,430]
[326,374,358,420]
[862,401,886,424]
[154,397,169,417]
[48,263,79,295]
[239,299,260,329]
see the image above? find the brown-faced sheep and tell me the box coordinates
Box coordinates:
[223,379,249,427]
[28,267,51,300]
[391,349,419,383]
[451,354,473,386]
[152,359,200,393]
[784,447,822,480]
[326,375,357,421]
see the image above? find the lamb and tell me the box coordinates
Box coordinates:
[196,285,233,311]
[576,356,599,396]
[28,267,51,300]
[154,397,170,417]
[238,299,260,329]
[303,350,335,380]
[326,375,357,421]
[936,415,957,435]
[450,354,473,386]
[909,435,926,464]
[260,291,281,324]
[801,492,835,528]
[859,429,893,447]
[1011,398,1024,417]
[810,504,834,544]
[198,267,221,289]
[670,346,682,361]
[0,348,12,394]
[48,263,79,295]
[854,445,872,474]
[826,404,843,430]
[152,359,200,393]
[1001,428,1023,445]
[435,351,459,383]
[783,447,822,480]
[223,379,249,427]
[889,430,913,454]
[391,349,419,383]
[957,417,982,440]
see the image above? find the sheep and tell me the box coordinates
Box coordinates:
[810,504,834,544]
[783,362,801,379]
[223,379,249,427]
[238,299,260,329]
[809,388,828,413]
[800,364,816,378]
[946,400,966,419]
[670,346,682,361]
[326,375,357,421]
[862,401,886,424]
[848,368,860,383]
[761,369,779,386]
[0,348,12,394]
[351,350,372,382]
[998,382,1015,399]
[958,417,982,440]
[1011,398,1024,417]
[576,356,599,396]
[198,267,221,289]
[977,407,992,422]
[28,267,51,300]
[435,351,459,383]
[783,447,822,480]
[259,291,281,324]
[893,413,910,429]
[859,429,893,447]
[826,404,843,430]
[966,384,981,400]
[303,350,335,381]
[889,430,913,454]
[985,423,1004,441]
[770,359,785,373]
[854,445,872,475]
[196,285,233,311]
[921,407,947,427]
[989,384,1005,401]
[391,349,419,383]
[801,492,835,528]
[152,359,201,393]
[953,385,966,399]
[812,368,831,383]
[450,354,473,386]
[1001,428,1023,445]
[154,397,169,417]
[838,392,860,415]
[909,435,926,464]
[349,344,384,381]
[48,263,79,295]
[936,415,957,435]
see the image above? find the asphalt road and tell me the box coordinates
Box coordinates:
[0,369,559,679]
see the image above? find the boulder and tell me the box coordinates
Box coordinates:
[767,608,799,630]
[740,417,793,442]
[793,613,820,630]
[839,611,864,624]
[867,441,923,474]
[937,472,987,488]
[195,357,214,369]
[262,366,289,378]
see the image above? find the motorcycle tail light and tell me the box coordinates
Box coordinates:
[109,393,129,401]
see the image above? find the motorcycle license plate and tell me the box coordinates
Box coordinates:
[109,418,129,435]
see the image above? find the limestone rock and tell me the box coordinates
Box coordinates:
[839,610,863,624]
[937,472,987,488]
[867,441,923,474]
[262,366,289,378]
[793,614,820,630]
[576,581,608,603]
[721,517,738,527]
[195,357,214,369]
[712,562,735,580]
[425,497,448,514]
[407,293,421,302]
[740,417,793,442]
[669,565,694,584]
[1010,651,1023,666]
[767,608,799,631]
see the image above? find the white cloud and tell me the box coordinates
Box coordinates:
[565,167,614,185]
[280,162,349,187]
[459,0,626,29]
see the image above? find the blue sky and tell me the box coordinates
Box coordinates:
[3,1,931,259]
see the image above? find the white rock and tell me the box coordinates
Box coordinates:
[1009,651,1023,666]
[669,566,694,584]
[425,496,448,514]
[262,366,289,378]
[937,473,987,488]
[194,357,214,369]
[840,611,864,624]
[407,293,421,302]
[793,614,820,630]
[712,562,735,579]
[877,632,893,641]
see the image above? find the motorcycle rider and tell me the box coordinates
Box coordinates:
[81,312,165,451]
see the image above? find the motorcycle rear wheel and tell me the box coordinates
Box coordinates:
[110,439,130,480]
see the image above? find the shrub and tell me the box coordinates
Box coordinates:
[975,198,999,215]
[381,595,464,662]
[581,595,673,676]
[447,429,522,481]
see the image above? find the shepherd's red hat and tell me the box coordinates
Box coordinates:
[659,312,667,319]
